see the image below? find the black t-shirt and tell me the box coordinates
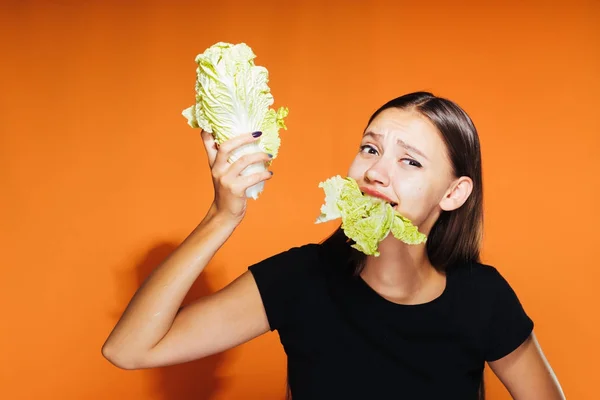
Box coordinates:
[248,242,533,400]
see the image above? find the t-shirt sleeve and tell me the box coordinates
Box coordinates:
[483,267,534,362]
[248,243,319,332]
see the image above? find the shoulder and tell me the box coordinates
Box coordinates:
[449,261,530,323]
[246,242,331,331]
[248,242,323,272]
[451,262,534,361]
[451,261,518,297]
[247,242,327,288]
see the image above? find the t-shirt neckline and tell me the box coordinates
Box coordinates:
[354,268,452,309]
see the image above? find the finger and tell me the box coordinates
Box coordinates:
[227,152,272,177]
[200,130,218,167]
[214,131,262,168]
[230,170,274,197]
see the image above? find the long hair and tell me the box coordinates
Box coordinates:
[287,92,486,399]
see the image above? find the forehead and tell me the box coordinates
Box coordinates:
[365,108,449,160]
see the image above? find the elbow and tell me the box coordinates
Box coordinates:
[101,343,144,370]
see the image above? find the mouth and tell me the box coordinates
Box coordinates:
[360,189,398,208]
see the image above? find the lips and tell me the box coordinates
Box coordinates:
[359,187,398,207]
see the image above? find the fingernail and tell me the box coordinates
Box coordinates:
[252,131,262,138]
[269,171,274,175]
[267,153,273,158]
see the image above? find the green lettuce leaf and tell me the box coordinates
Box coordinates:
[182,42,288,199]
[315,175,427,256]
[391,214,427,245]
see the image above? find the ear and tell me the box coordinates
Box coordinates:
[439,176,473,212]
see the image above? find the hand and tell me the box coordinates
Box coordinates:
[201,130,273,223]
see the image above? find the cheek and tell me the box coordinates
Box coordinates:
[393,180,439,220]
[395,170,448,204]
[395,179,424,201]
[346,157,364,180]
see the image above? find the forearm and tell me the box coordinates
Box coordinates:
[102,206,239,364]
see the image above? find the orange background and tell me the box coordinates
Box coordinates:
[1,0,598,398]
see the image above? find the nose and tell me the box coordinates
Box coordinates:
[364,158,391,186]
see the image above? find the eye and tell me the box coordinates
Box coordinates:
[359,144,379,155]
[401,158,422,168]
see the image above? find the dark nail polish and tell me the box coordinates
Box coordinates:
[269,171,274,175]
[267,153,273,158]
[252,131,262,138]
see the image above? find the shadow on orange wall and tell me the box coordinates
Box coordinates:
[122,243,230,400]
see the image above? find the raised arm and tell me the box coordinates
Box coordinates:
[101,131,273,370]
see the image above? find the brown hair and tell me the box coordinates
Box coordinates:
[323,91,484,274]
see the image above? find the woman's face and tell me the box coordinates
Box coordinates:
[347,107,467,234]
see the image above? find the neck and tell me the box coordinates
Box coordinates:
[361,235,445,305]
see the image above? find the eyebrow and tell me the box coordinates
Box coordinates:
[362,131,429,160]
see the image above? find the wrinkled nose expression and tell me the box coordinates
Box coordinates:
[347,108,453,226]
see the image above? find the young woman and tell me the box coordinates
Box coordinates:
[102,92,565,399]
